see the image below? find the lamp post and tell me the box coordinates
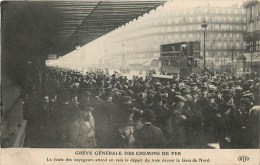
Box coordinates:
[201,20,208,72]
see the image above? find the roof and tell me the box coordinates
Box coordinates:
[2,1,167,56]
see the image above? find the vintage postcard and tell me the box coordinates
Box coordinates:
[1,0,259,164]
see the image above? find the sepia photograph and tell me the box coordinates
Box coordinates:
[1,0,260,153]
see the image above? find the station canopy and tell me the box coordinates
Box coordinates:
[3,1,167,56]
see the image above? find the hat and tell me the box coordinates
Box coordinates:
[137,92,147,100]
[190,82,197,86]
[207,93,216,99]
[174,95,187,102]
[172,91,181,96]
[181,88,190,94]
[79,90,91,98]
[222,89,230,95]
[223,93,234,100]
[142,109,156,121]
[127,90,134,96]
[190,89,199,95]
[242,93,255,102]
[122,96,133,104]
[118,90,127,95]
[235,86,242,91]
[147,90,156,96]
[240,98,251,105]
[243,83,251,91]
[215,88,221,93]
[153,94,162,102]
[208,85,217,91]
[201,83,208,89]
[100,87,113,101]
[220,102,233,111]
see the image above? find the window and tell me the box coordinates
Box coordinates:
[183,17,186,23]
[163,60,168,66]
[256,40,260,51]
[189,17,192,23]
[224,42,227,48]
[236,42,240,48]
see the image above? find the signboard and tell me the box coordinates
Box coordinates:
[161,41,200,58]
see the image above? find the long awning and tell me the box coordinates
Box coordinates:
[2,1,167,56]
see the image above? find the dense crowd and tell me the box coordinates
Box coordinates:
[23,66,260,148]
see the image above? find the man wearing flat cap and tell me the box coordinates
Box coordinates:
[134,109,165,148]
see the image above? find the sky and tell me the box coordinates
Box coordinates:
[57,0,246,66]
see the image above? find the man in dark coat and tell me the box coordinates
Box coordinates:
[214,103,235,148]
[165,95,189,148]
[202,93,219,143]
[94,87,122,148]
[188,89,206,148]
[134,109,165,148]
[151,94,169,129]
[232,98,252,148]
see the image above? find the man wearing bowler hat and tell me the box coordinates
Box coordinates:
[97,86,122,148]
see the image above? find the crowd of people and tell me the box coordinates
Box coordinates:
[23,66,260,148]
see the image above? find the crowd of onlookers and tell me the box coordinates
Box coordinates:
[23,66,260,148]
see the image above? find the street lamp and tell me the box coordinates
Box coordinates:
[201,19,208,71]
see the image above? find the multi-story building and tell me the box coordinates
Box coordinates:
[101,4,246,72]
[243,0,260,75]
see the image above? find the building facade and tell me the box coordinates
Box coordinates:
[101,4,246,72]
[243,0,260,75]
